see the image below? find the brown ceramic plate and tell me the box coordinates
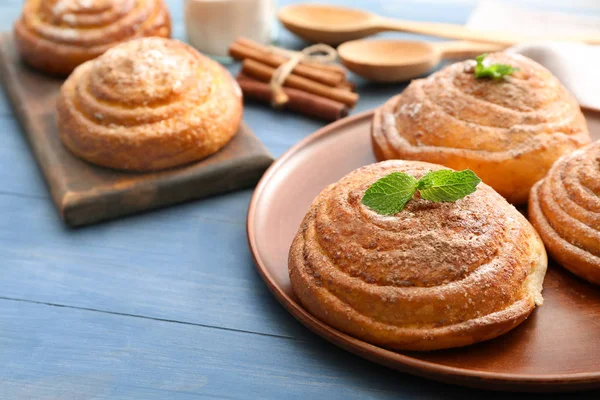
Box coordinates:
[247,110,600,392]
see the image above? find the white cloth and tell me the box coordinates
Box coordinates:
[467,0,600,111]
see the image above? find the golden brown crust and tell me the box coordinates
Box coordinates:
[372,53,591,205]
[289,160,547,351]
[14,0,171,76]
[56,37,243,171]
[529,141,600,284]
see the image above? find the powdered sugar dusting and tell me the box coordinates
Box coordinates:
[132,48,180,77]
[57,28,80,40]
[52,0,111,16]
[62,13,76,24]
[463,59,476,73]
[77,0,94,8]
[395,103,422,118]
[91,38,197,104]
[52,0,70,16]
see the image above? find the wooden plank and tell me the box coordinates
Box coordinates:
[0,4,20,30]
[0,116,27,150]
[0,145,47,199]
[0,192,310,338]
[0,87,11,116]
[0,299,472,399]
[0,34,273,227]
[0,116,48,199]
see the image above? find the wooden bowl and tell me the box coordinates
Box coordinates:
[247,110,600,392]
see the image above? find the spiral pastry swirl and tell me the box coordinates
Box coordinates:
[289,160,547,351]
[529,141,600,285]
[14,0,170,75]
[57,37,243,171]
[372,53,591,205]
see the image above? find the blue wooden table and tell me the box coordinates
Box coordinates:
[0,1,598,398]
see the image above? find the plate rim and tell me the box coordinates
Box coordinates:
[246,109,600,391]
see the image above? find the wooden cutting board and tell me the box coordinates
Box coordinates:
[0,33,273,227]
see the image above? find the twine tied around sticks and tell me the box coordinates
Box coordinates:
[268,43,338,107]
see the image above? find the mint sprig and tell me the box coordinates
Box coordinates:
[360,172,418,215]
[417,169,482,202]
[474,53,519,80]
[361,169,481,215]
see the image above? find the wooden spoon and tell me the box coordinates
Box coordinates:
[338,40,506,82]
[278,4,600,46]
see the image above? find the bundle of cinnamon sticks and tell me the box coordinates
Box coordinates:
[229,37,358,122]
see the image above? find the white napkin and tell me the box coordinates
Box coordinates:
[467,0,600,111]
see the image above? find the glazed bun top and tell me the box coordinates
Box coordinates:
[14,0,171,75]
[372,52,591,204]
[57,37,243,171]
[301,160,539,291]
[20,0,169,47]
[392,52,585,151]
[66,37,241,133]
[86,37,211,112]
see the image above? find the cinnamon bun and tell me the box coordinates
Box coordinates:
[289,160,547,351]
[529,141,600,285]
[372,53,591,204]
[14,0,170,75]
[57,37,243,171]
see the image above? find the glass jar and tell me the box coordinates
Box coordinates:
[184,0,277,63]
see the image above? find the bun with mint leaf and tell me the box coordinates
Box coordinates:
[288,160,547,351]
[372,52,591,204]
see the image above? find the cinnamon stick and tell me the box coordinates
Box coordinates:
[336,81,356,92]
[302,59,348,75]
[229,41,344,87]
[241,59,358,108]
[233,37,347,78]
[237,75,348,121]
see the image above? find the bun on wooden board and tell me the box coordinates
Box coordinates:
[289,160,547,351]
[14,0,171,76]
[57,37,243,171]
[372,53,591,204]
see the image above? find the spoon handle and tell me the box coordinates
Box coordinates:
[375,18,600,45]
[432,41,506,58]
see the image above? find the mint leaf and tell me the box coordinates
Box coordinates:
[416,169,453,190]
[361,172,418,215]
[474,53,519,80]
[418,169,481,202]
[361,169,482,216]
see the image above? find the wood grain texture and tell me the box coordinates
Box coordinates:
[0,0,599,398]
[1,299,491,400]
[0,192,310,338]
[3,299,599,399]
[0,33,273,227]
